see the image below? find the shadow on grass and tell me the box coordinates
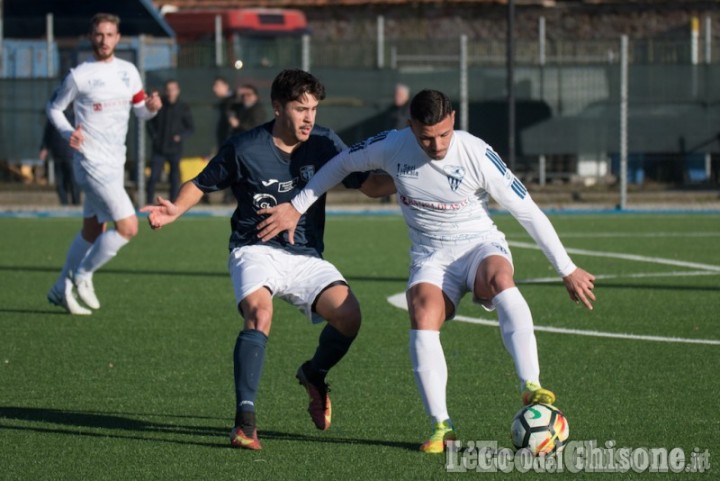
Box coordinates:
[0,406,417,451]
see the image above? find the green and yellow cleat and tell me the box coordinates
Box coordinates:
[521,381,556,406]
[419,419,457,454]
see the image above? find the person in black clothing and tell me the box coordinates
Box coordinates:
[146,79,194,202]
[385,83,411,131]
[39,107,81,205]
[213,76,235,149]
[228,84,267,135]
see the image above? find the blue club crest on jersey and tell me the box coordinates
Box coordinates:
[300,165,315,182]
[443,165,465,191]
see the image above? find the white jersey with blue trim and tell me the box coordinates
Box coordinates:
[47,57,148,180]
[292,128,577,277]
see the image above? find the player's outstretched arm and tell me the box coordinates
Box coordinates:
[140,181,204,230]
[256,203,301,244]
[562,267,596,310]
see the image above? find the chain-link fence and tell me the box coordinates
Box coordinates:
[2,36,718,189]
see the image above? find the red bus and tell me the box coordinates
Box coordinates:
[165,8,309,40]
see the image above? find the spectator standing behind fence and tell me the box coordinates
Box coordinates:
[146,79,194,203]
[384,83,411,131]
[229,84,268,135]
[213,76,235,150]
[39,106,81,206]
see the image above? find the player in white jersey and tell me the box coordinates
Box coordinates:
[256,89,596,454]
[46,13,162,315]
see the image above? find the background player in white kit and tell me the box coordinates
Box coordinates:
[257,89,596,454]
[46,13,162,315]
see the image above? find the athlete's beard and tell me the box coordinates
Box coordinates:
[93,44,114,61]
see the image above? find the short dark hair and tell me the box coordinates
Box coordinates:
[410,89,454,126]
[214,76,229,85]
[271,69,326,106]
[90,13,120,33]
[239,84,259,95]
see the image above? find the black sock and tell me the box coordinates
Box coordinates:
[308,324,356,382]
[233,329,268,426]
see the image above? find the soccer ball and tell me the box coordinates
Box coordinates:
[511,403,569,456]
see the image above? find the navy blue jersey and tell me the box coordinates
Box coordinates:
[193,121,367,256]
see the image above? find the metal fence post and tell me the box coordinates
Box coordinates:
[619,35,628,210]
[377,15,385,69]
[538,16,546,186]
[136,35,147,208]
[459,35,468,132]
[302,34,311,72]
[215,15,223,68]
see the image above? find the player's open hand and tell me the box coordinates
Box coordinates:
[562,267,596,310]
[256,202,301,244]
[140,196,179,230]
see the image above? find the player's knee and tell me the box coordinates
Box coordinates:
[116,217,139,239]
[243,305,273,334]
[476,270,515,300]
[328,302,361,337]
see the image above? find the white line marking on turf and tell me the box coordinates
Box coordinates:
[509,241,720,272]
[387,293,720,346]
[520,270,720,284]
[559,232,720,239]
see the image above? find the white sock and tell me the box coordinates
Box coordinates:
[53,232,92,292]
[493,287,540,391]
[75,230,129,280]
[409,329,449,423]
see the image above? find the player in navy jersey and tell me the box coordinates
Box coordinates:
[142,69,394,450]
[257,89,596,454]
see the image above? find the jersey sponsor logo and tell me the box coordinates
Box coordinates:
[396,163,419,179]
[253,193,277,210]
[399,195,469,211]
[300,165,315,182]
[278,178,298,193]
[261,179,279,187]
[91,99,131,113]
[443,165,465,191]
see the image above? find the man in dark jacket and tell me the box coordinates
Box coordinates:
[229,84,267,135]
[146,79,194,202]
[39,106,81,205]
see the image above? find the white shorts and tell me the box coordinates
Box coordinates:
[407,235,514,315]
[228,244,347,324]
[76,166,135,223]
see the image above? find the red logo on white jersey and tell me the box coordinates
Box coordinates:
[93,103,102,112]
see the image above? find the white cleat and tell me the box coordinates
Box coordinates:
[74,275,100,310]
[47,279,92,315]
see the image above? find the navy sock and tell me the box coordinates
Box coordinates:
[308,324,356,382]
[233,329,268,425]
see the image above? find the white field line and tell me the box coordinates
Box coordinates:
[520,270,719,284]
[386,293,720,346]
[509,241,720,272]
[559,232,720,239]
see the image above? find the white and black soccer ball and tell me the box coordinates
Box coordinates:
[511,403,569,456]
